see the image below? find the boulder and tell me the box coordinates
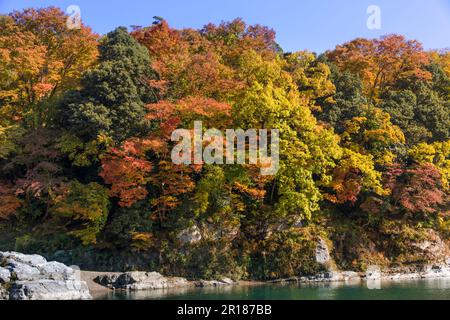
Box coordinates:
[0,252,47,266]
[96,271,189,291]
[95,273,121,288]
[5,260,41,281]
[0,251,91,300]
[323,271,343,281]
[421,264,450,279]
[195,278,235,287]
[9,279,91,300]
[36,261,76,281]
[221,277,234,285]
[341,271,361,281]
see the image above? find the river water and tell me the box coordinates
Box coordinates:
[98,278,450,300]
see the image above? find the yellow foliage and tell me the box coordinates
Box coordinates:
[131,232,155,252]
[409,140,450,189]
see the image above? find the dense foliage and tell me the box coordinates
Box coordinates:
[1,8,449,279]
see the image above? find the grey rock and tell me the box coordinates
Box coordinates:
[201,222,240,242]
[0,285,8,300]
[315,238,331,265]
[221,277,234,285]
[36,261,76,281]
[0,251,92,300]
[95,274,121,288]
[323,271,343,281]
[341,271,361,281]
[411,229,449,262]
[195,278,235,288]
[420,264,450,279]
[9,279,91,300]
[96,272,236,291]
[0,252,47,266]
[6,261,41,281]
[0,267,11,283]
[291,218,303,228]
[96,271,189,291]
[177,225,202,245]
[271,217,304,234]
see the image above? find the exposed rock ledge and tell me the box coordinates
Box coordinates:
[269,263,450,284]
[0,252,91,300]
[95,271,236,291]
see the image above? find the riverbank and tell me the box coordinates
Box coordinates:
[80,270,263,299]
[4,251,450,300]
[81,262,450,297]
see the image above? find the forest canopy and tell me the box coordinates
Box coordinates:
[1,7,449,279]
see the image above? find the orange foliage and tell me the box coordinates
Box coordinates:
[0,7,98,127]
[0,183,21,219]
[100,139,153,207]
[327,34,431,98]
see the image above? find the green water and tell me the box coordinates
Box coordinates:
[98,278,450,300]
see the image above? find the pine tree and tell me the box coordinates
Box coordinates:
[58,27,157,143]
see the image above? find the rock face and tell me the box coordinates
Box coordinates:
[0,267,11,283]
[95,271,238,291]
[315,238,331,266]
[9,280,91,300]
[95,271,189,290]
[201,222,240,242]
[194,278,235,287]
[0,251,91,300]
[411,229,449,263]
[177,225,202,245]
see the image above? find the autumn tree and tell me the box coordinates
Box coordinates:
[51,181,109,245]
[232,55,342,220]
[409,140,450,190]
[132,20,244,101]
[383,163,446,217]
[327,35,431,99]
[99,138,153,208]
[0,182,22,220]
[325,148,386,205]
[0,8,98,129]
[340,107,406,165]
[378,66,449,144]
[284,51,335,110]
[7,130,66,216]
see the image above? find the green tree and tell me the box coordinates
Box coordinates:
[319,65,369,133]
[51,181,109,245]
[378,90,429,144]
[59,27,157,143]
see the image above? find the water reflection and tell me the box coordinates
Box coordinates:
[96,278,450,300]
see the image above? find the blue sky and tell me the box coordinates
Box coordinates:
[1,0,449,53]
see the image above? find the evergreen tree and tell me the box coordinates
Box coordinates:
[58,27,157,143]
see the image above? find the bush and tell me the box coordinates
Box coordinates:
[246,228,324,280]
